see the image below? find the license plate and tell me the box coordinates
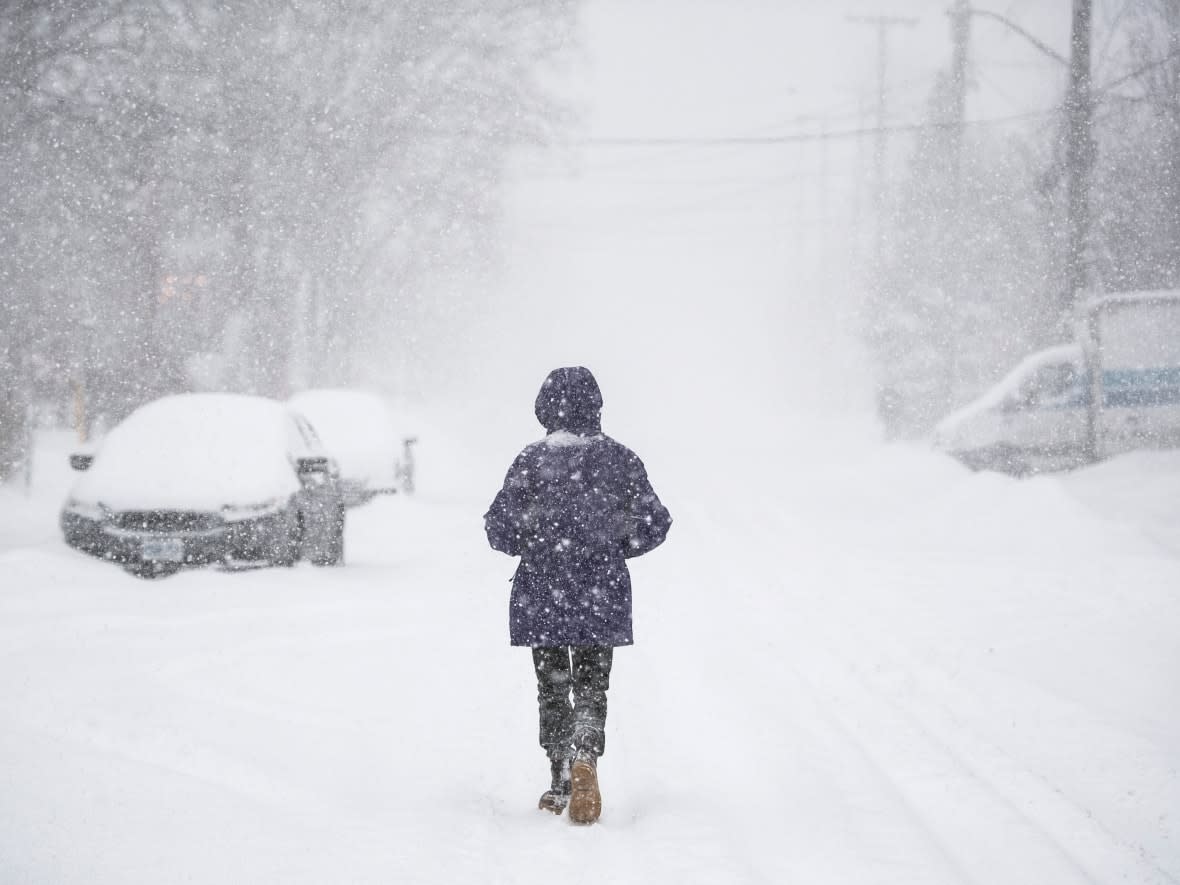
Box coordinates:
[142,538,184,562]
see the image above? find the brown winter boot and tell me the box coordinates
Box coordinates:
[538,756,571,815]
[567,754,601,825]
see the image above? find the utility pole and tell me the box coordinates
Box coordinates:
[848,14,918,264]
[818,121,829,232]
[942,0,973,410]
[947,0,971,179]
[1064,0,1094,315]
[961,2,1089,317]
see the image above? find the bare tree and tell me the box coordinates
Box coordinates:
[0,0,577,477]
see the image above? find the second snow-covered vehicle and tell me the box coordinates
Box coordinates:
[933,290,1180,475]
[288,388,417,505]
[61,393,346,578]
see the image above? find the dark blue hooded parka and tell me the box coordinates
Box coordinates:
[484,367,672,647]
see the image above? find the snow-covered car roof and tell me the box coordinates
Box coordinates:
[69,393,305,512]
[933,343,1084,438]
[288,389,402,489]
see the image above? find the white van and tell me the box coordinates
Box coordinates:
[933,290,1180,476]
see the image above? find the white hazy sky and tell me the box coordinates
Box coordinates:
[466,0,1099,445]
[576,0,1079,136]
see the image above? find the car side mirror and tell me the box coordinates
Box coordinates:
[296,456,330,476]
[69,453,94,471]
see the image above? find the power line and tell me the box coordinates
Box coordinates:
[969,7,1068,67]
[574,88,938,173]
[568,26,1170,154]
[578,108,1060,148]
[1093,45,1180,95]
[847,13,918,263]
[569,104,878,176]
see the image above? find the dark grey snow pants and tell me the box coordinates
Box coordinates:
[532,646,614,761]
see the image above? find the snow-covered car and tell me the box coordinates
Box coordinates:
[60,393,346,578]
[931,344,1090,476]
[288,389,417,506]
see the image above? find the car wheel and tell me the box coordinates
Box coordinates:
[310,504,345,567]
[270,510,301,567]
[124,561,182,580]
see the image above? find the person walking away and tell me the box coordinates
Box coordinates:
[484,366,672,824]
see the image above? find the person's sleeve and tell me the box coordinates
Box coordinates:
[621,452,672,559]
[483,451,533,556]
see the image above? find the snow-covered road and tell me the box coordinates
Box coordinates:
[1,424,1177,884]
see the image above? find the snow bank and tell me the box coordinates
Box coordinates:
[1060,449,1180,555]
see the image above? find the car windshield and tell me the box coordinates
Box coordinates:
[1021,362,1082,404]
[71,394,301,512]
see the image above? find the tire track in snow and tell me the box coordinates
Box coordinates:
[682,494,986,883]
[793,636,1107,885]
[643,495,975,883]
[823,597,1180,885]
[575,494,794,883]
[735,495,1177,885]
